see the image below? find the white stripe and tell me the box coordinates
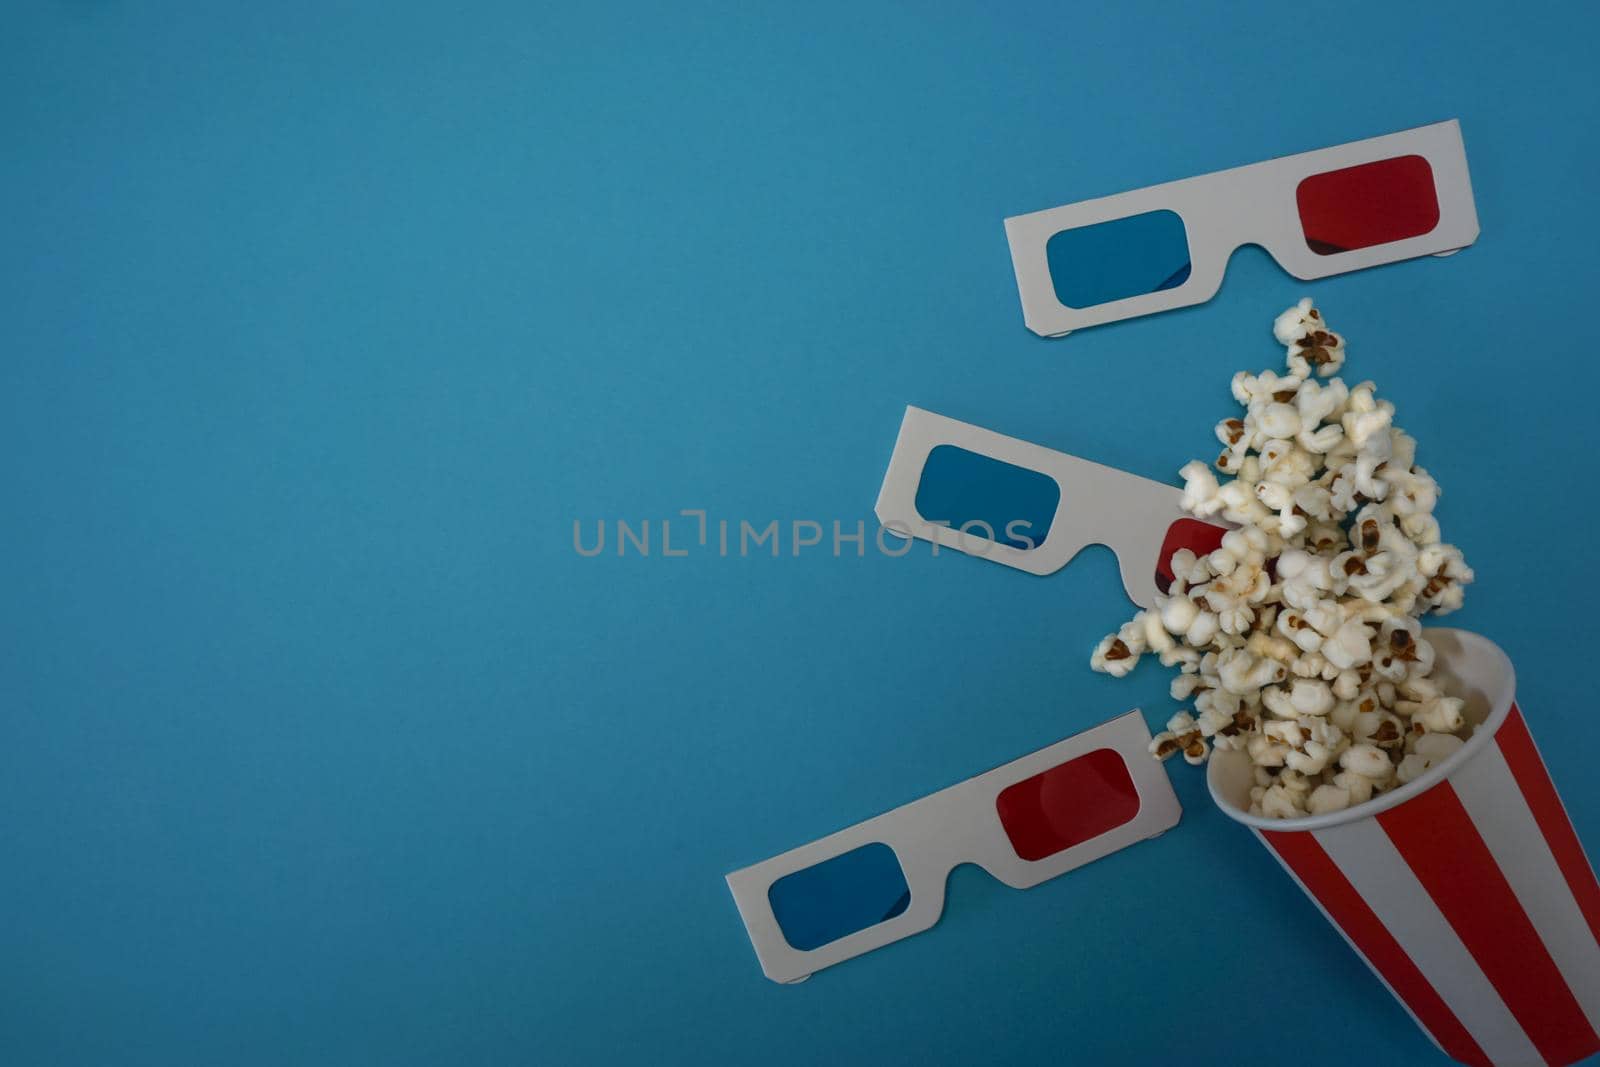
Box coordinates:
[1453,742,1600,1036]
[1250,828,1446,1059]
[1315,817,1542,1067]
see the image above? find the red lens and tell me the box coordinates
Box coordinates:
[1154,517,1228,594]
[995,749,1140,862]
[1296,155,1440,255]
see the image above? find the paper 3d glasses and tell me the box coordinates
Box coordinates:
[875,405,1227,610]
[726,711,1180,983]
[1005,119,1479,336]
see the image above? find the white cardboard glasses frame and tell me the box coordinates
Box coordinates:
[1004,119,1479,337]
[725,710,1180,983]
[875,405,1219,610]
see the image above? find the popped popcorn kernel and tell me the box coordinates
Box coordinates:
[1091,300,1476,816]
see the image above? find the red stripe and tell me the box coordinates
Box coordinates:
[1498,705,1600,950]
[1262,829,1490,1067]
[1379,781,1600,1066]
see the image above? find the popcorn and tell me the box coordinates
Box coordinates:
[1412,696,1466,733]
[1247,735,1290,767]
[1159,595,1214,646]
[1258,403,1302,440]
[1088,301,1476,817]
[1401,512,1442,546]
[1260,685,1296,720]
[1322,619,1374,670]
[1413,731,1466,761]
[1245,630,1297,665]
[1180,461,1224,517]
[1307,783,1353,815]
[1340,743,1393,781]
[1291,651,1329,678]
[1196,706,1234,737]
[1139,609,1176,657]
[1289,679,1334,717]
[1396,731,1466,784]
[1286,741,1335,776]
[1272,297,1322,347]
[1090,633,1140,678]
[1218,648,1287,695]
[1150,725,1209,766]
[1260,784,1304,818]
[1295,378,1347,427]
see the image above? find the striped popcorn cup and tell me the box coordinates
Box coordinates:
[1208,628,1600,1067]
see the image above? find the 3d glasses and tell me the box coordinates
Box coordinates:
[725,710,1180,982]
[1004,119,1479,337]
[875,406,1227,610]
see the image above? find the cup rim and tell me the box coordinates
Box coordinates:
[1205,627,1516,832]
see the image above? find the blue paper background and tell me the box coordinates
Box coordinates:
[4,3,1599,1064]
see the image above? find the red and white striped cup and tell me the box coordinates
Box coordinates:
[1208,628,1600,1067]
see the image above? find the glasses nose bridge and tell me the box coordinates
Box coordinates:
[1114,522,1178,612]
[1180,164,1297,272]
[923,787,1082,892]
[892,787,1001,911]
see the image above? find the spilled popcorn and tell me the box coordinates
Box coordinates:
[1090,300,1474,818]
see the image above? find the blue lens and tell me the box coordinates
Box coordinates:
[1045,209,1191,309]
[913,445,1059,550]
[768,842,910,951]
